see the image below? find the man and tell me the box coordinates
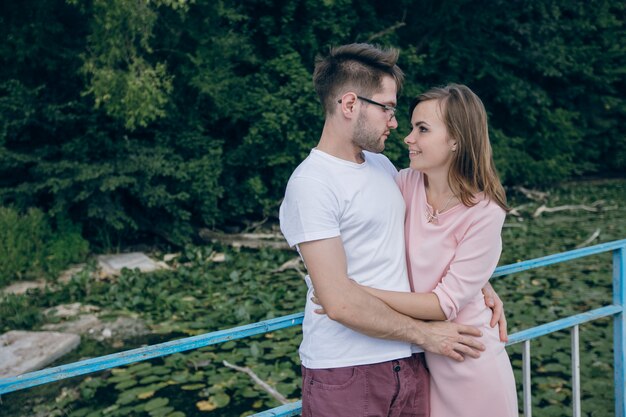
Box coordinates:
[279,43,504,417]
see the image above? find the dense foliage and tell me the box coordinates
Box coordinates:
[0,206,89,286]
[1,0,624,245]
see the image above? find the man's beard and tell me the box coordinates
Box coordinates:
[352,112,385,153]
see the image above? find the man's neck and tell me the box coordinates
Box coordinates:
[317,121,364,163]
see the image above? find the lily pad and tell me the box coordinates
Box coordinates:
[196,400,217,411]
[181,383,205,390]
[210,392,231,407]
[144,397,169,412]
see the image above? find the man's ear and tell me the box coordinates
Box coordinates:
[338,92,358,119]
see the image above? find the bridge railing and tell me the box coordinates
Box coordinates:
[1,239,624,417]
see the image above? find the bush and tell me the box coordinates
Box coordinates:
[0,293,43,332]
[0,207,89,286]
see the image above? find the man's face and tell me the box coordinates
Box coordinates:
[352,76,398,153]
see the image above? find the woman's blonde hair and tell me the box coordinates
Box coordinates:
[410,83,509,211]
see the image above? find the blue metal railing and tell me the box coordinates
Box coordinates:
[1,239,625,417]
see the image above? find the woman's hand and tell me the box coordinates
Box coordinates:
[482,282,508,342]
[310,292,327,314]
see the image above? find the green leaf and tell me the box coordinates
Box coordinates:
[210,392,231,408]
[180,383,205,391]
[144,397,169,412]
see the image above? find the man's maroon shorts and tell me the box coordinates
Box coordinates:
[300,353,430,417]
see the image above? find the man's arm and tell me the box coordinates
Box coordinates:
[315,279,508,342]
[299,236,486,362]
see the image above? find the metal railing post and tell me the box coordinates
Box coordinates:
[571,325,580,417]
[523,340,532,417]
[614,246,626,417]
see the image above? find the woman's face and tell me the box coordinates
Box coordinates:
[404,99,457,175]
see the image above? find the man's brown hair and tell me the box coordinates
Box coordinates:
[313,43,404,115]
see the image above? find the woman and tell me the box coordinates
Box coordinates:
[356,84,518,416]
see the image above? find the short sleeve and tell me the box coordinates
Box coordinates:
[432,203,506,321]
[279,176,341,247]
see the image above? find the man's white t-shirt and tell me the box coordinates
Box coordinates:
[279,149,414,369]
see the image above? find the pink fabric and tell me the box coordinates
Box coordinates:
[397,168,518,417]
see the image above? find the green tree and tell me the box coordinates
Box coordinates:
[1,0,623,245]
[0,0,222,246]
[394,0,625,183]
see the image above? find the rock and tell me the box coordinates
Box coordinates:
[42,314,101,335]
[163,253,180,262]
[210,252,226,262]
[103,317,151,340]
[57,264,87,284]
[97,252,169,277]
[0,330,80,378]
[42,315,150,341]
[44,303,100,319]
[1,280,46,296]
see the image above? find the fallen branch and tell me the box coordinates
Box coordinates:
[513,186,550,201]
[223,360,289,405]
[198,229,290,250]
[272,257,306,278]
[532,202,602,218]
[576,228,601,248]
[242,218,269,233]
[508,204,531,217]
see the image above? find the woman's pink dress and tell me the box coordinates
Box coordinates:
[397,169,518,417]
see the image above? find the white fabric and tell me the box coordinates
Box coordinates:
[279,149,414,368]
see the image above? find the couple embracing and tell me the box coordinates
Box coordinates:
[279,43,518,417]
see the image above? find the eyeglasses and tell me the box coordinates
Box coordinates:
[337,95,397,121]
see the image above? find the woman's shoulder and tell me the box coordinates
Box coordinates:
[472,193,507,221]
[397,168,421,184]
[396,168,423,196]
